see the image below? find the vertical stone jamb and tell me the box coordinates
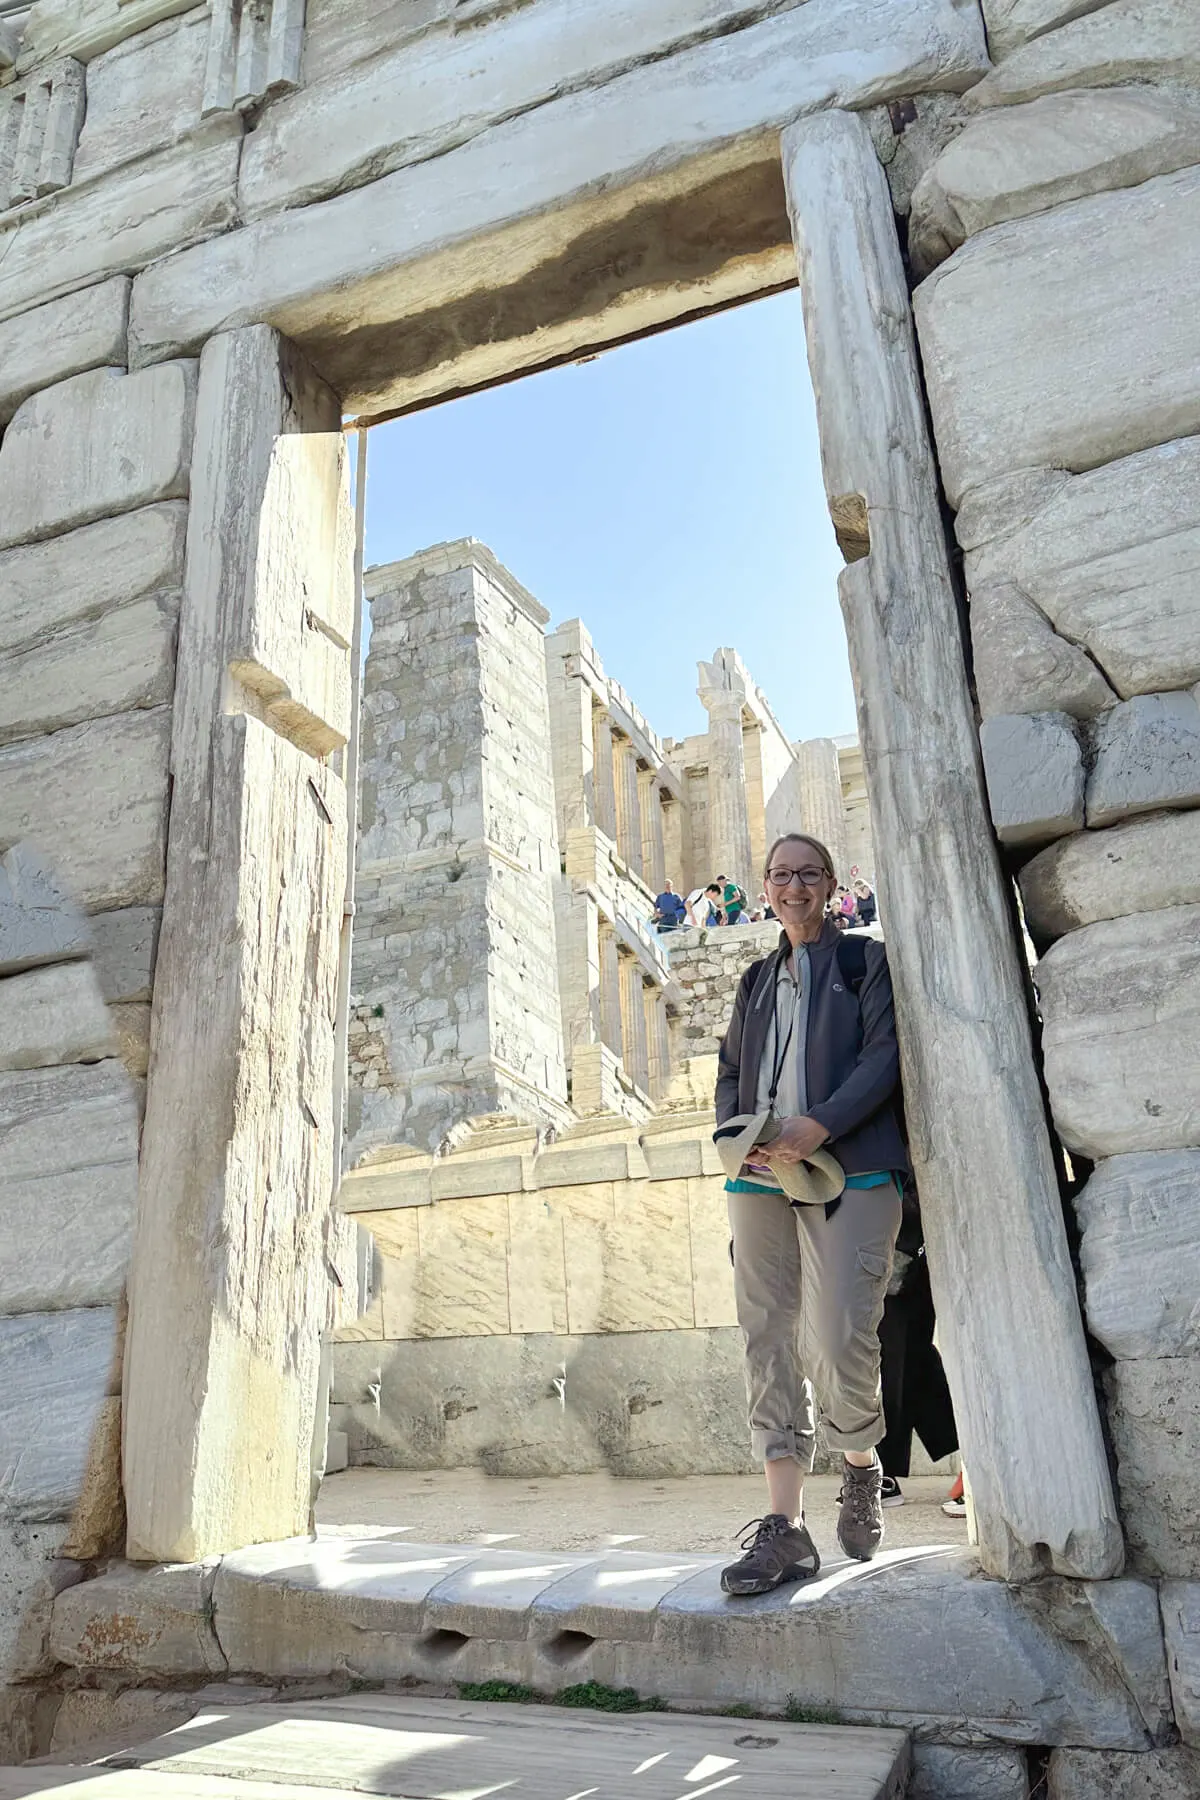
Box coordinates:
[124,326,353,1563]
[782,110,1122,1581]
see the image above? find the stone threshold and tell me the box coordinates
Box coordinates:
[46,1536,1174,1754]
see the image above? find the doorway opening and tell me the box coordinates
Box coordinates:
[322,290,960,1565]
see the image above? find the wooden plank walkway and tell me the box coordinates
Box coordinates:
[0,1696,909,1799]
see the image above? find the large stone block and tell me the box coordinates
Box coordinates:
[980,711,1084,845]
[0,1307,119,1521]
[963,435,1200,700]
[1076,1151,1200,1361]
[1037,905,1200,1158]
[1048,1747,1200,1799]
[973,0,1200,105]
[1161,1580,1200,1747]
[0,707,171,911]
[1086,691,1200,827]
[91,905,160,1003]
[19,0,201,66]
[209,1538,1161,1747]
[0,1519,74,1683]
[0,276,129,425]
[1021,810,1200,940]
[915,167,1200,508]
[0,122,241,326]
[0,502,188,660]
[970,580,1115,721]
[0,960,115,1072]
[129,0,988,412]
[0,592,179,746]
[49,1560,225,1678]
[901,1743,1029,1800]
[0,842,90,977]
[0,1060,139,1314]
[0,362,195,551]
[71,8,209,185]
[240,0,985,223]
[1106,1356,1200,1577]
[910,88,1200,275]
[983,0,1140,62]
[333,1327,755,1477]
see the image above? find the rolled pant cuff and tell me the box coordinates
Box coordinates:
[822,1419,885,1453]
[752,1428,817,1471]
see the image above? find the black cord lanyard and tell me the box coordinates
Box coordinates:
[766,953,801,1112]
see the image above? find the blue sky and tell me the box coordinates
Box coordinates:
[362,287,856,744]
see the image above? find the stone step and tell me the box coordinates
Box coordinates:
[0,1696,910,1798]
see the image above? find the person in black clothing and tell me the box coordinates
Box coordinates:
[854,881,878,928]
[875,1177,959,1506]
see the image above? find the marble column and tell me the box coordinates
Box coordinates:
[598,923,622,1058]
[614,736,642,876]
[795,736,849,881]
[619,951,650,1094]
[698,659,753,891]
[644,984,671,1099]
[640,767,666,893]
[591,705,618,841]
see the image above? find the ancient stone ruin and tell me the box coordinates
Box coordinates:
[1,0,1199,1792]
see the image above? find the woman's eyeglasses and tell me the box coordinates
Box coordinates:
[766,867,827,887]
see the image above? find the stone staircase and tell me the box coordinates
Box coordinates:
[0,1694,910,1799]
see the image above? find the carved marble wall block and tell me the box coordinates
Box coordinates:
[0,57,84,211]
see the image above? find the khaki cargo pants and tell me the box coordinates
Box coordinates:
[727,1182,902,1468]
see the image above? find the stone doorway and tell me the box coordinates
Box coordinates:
[117,105,1118,1590]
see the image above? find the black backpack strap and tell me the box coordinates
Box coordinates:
[834,933,870,995]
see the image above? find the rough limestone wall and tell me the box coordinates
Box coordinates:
[0,192,192,1748]
[666,920,780,1060]
[349,546,567,1161]
[911,0,1200,1626]
[0,856,141,1759]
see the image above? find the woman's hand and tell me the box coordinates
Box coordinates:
[767,1115,831,1163]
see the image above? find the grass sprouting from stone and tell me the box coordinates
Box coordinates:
[455,1680,667,1712]
[457,1681,537,1704]
[783,1695,843,1725]
[555,1683,667,1713]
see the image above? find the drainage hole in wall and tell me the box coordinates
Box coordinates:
[542,1629,596,1665]
[421,1629,471,1661]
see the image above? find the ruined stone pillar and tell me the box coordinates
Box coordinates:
[698,658,753,892]
[351,540,569,1160]
[796,736,849,880]
[591,705,618,841]
[598,923,622,1058]
[619,952,650,1094]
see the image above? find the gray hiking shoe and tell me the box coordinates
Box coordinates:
[721,1514,820,1597]
[837,1457,885,1561]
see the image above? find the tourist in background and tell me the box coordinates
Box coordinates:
[720,875,748,924]
[713,832,907,1595]
[854,880,877,927]
[652,879,687,933]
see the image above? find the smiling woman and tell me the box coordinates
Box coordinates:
[714,829,908,1594]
